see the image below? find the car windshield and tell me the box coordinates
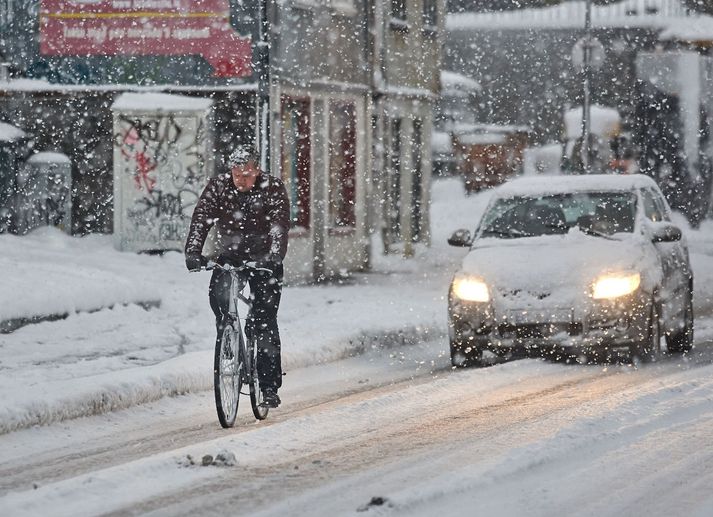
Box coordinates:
[480,191,637,239]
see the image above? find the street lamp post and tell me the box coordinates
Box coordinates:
[255,0,271,174]
[581,0,592,173]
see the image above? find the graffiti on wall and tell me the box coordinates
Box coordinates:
[114,112,210,250]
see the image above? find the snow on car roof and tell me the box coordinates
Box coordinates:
[493,174,658,198]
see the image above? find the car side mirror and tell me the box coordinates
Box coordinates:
[448,229,472,247]
[651,223,682,243]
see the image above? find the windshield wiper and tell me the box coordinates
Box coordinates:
[578,225,618,241]
[481,228,533,238]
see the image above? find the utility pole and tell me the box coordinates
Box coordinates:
[581,0,592,173]
[255,0,271,173]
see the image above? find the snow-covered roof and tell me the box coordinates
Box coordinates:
[0,122,27,143]
[457,132,508,145]
[564,105,621,139]
[453,122,530,135]
[659,16,713,41]
[446,0,713,42]
[441,71,482,94]
[27,152,71,165]
[494,174,658,198]
[112,92,213,112]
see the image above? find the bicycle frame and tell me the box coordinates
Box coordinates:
[206,260,272,424]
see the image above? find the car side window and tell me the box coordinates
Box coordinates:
[652,191,671,222]
[642,189,665,222]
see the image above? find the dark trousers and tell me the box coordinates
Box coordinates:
[209,264,284,389]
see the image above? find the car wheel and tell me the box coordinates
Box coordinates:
[450,338,483,368]
[666,290,694,354]
[633,300,661,364]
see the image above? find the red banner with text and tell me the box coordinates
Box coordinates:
[39,0,252,77]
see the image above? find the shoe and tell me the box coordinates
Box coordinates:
[261,387,281,408]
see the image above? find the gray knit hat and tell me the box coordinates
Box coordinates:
[227,144,258,167]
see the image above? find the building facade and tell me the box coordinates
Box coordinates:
[0,0,444,280]
[371,0,445,255]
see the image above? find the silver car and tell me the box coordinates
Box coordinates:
[447,174,694,366]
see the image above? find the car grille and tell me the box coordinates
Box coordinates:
[498,322,582,339]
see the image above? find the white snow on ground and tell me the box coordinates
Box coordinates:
[375,363,713,517]
[0,356,591,517]
[0,177,711,436]
[0,177,713,517]
[0,178,490,433]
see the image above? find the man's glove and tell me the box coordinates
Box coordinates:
[185,253,205,272]
[253,253,282,272]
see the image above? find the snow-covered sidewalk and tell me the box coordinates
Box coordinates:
[1,177,711,435]
[0,179,490,434]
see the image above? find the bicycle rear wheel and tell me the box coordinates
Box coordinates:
[248,337,269,420]
[214,321,243,428]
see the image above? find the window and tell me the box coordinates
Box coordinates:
[388,119,402,236]
[422,0,437,28]
[280,96,311,229]
[1,0,14,28]
[642,189,665,222]
[411,119,423,241]
[328,101,357,228]
[391,0,406,21]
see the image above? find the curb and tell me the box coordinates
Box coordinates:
[0,325,445,435]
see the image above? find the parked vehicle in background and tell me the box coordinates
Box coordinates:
[560,105,637,175]
[447,174,693,367]
[453,124,530,194]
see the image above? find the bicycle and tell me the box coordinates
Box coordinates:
[200,260,272,428]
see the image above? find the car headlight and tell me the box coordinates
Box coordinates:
[452,276,490,302]
[592,272,641,300]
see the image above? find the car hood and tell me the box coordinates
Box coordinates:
[459,233,650,308]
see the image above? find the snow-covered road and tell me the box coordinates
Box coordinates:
[2,336,713,517]
[2,177,713,516]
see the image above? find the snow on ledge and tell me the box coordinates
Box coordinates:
[27,152,71,164]
[112,92,213,112]
[0,121,27,142]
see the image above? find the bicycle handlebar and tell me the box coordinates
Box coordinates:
[203,259,274,275]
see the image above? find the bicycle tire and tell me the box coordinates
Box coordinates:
[214,320,243,428]
[248,336,269,420]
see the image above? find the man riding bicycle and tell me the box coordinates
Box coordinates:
[185,145,290,408]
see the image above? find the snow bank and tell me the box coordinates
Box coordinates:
[0,179,488,433]
[0,227,162,323]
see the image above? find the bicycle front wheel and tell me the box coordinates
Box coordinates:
[248,337,269,420]
[214,322,243,428]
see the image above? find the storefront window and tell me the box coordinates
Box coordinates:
[328,101,357,228]
[280,96,311,229]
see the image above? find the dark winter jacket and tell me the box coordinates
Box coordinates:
[185,173,290,263]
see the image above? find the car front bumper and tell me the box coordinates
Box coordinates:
[448,291,651,357]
